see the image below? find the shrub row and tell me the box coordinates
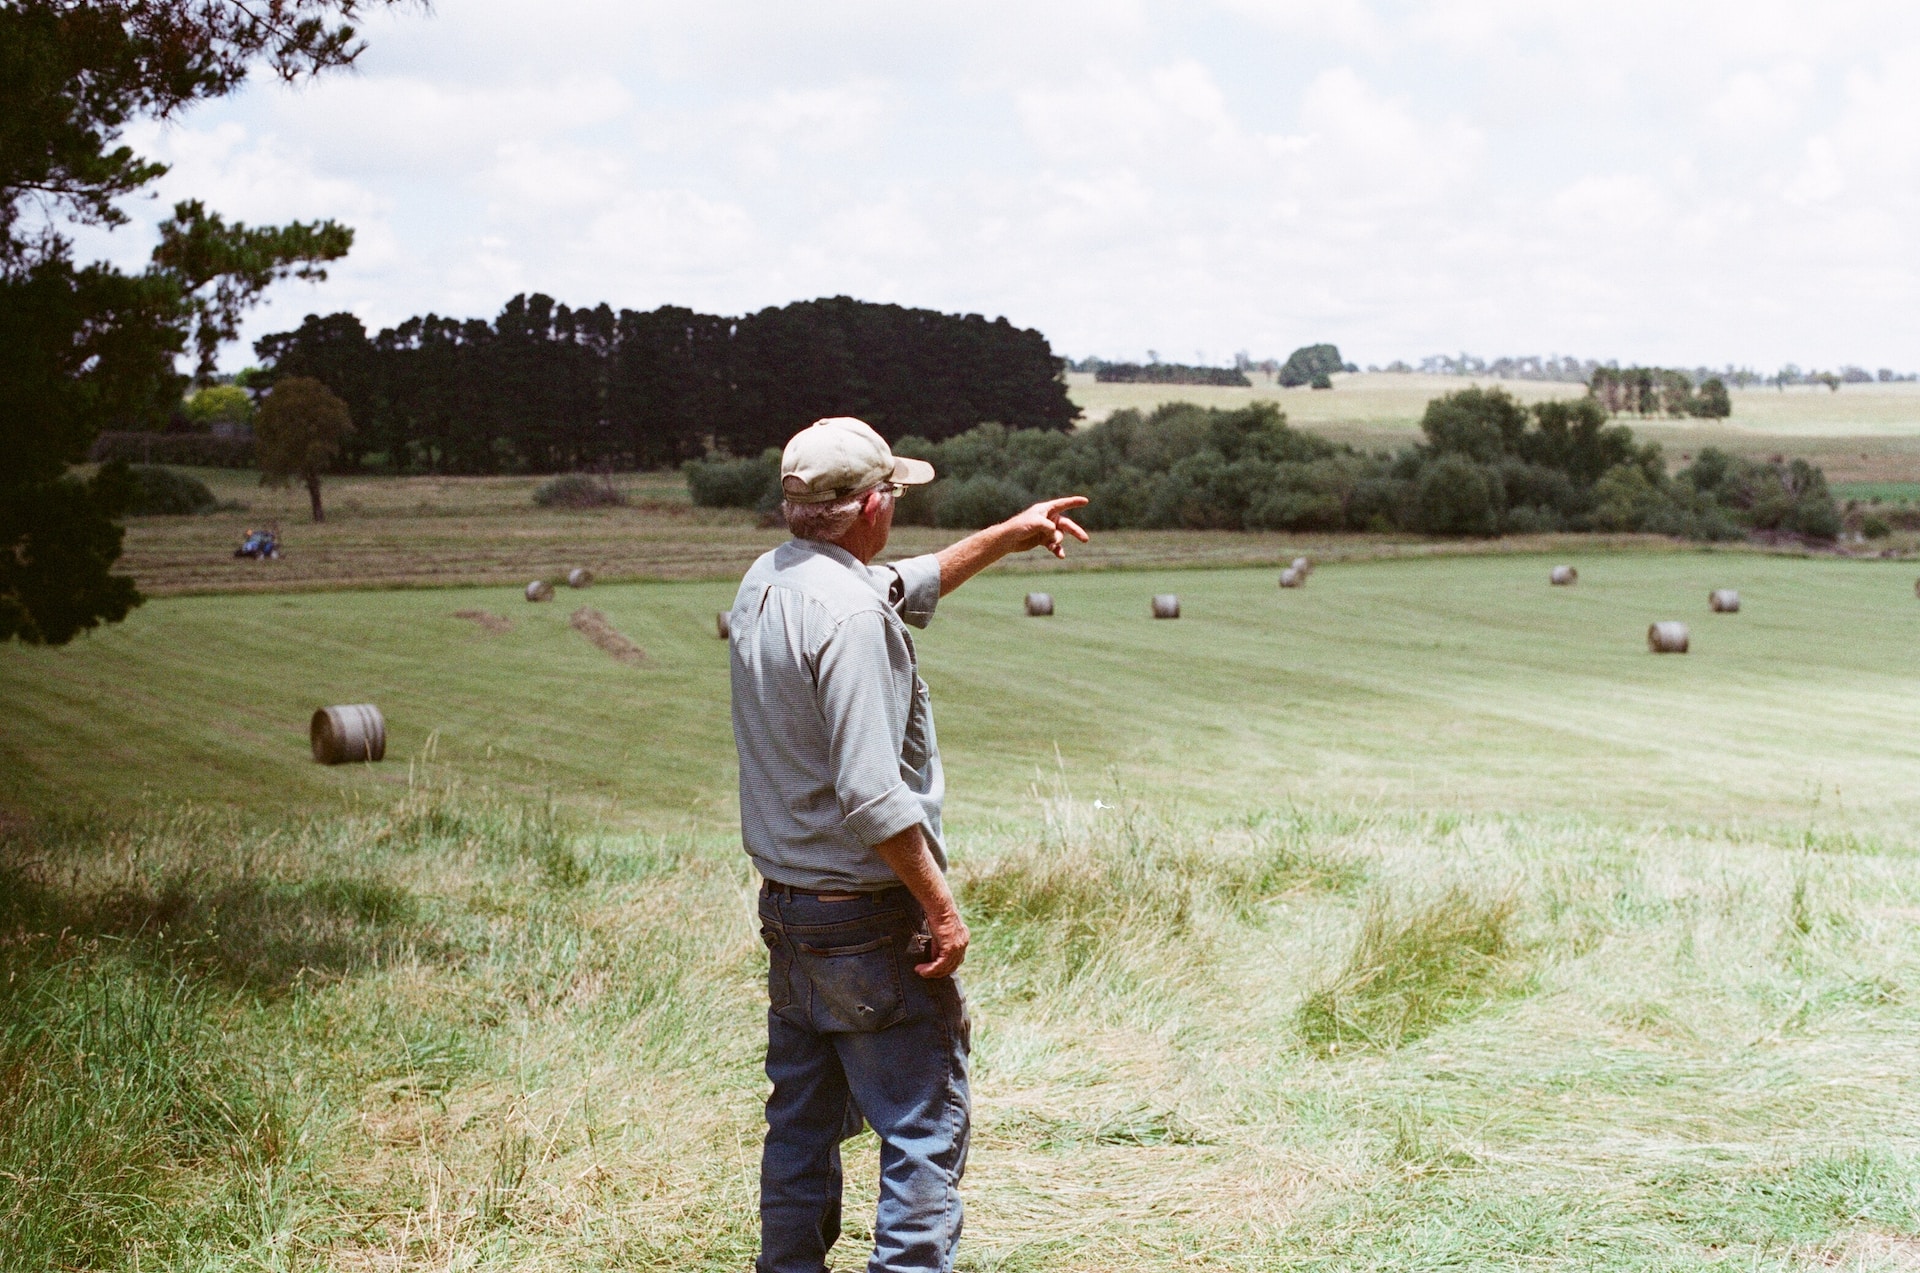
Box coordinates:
[684,388,1842,541]
[125,465,218,516]
[88,432,255,468]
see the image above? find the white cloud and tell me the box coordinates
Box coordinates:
[68,0,1920,372]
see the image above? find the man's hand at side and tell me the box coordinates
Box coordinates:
[936,496,1090,596]
[872,823,969,977]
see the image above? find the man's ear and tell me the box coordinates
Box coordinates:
[862,488,887,523]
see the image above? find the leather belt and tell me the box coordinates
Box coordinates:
[760,879,903,901]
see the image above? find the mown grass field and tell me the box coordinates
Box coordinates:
[8,553,1919,830]
[5,552,1920,1270]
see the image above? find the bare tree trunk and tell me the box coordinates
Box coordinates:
[306,472,325,523]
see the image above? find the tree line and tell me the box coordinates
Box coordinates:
[690,386,1839,541]
[255,294,1079,473]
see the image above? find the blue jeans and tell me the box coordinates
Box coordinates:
[757,884,971,1273]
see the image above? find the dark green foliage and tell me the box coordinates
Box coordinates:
[1677,447,1842,539]
[1310,372,1333,389]
[257,294,1078,474]
[934,475,1033,529]
[1693,376,1732,418]
[0,461,142,643]
[1413,456,1498,535]
[87,430,255,467]
[1863,514,1891,539]
[1,0,388,645]
[125,465,215,516]
[254,376,351,522]
[1278,343,1346,387]
[1094,362,1251,386]
[688,386,1840,543]
[683,450,780,509]
[531,473,626,509]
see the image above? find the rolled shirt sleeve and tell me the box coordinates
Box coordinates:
[883,553,942,629]
[812,610,927,847]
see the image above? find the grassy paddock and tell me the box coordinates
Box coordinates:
[5,551,1919,1268]
[5,553,1917,832]
[2,783,1917,1270]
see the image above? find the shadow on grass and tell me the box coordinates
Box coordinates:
[0,827,433,995]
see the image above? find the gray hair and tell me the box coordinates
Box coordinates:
[783,486,888,543]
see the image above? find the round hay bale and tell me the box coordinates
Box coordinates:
[716,610,731,639]
[1279,567,1305,589]
[1647,621,1690,654]
[1151,594,1180,619]
[1025,592,1054,616]
[567,567,594,589]
[1291,556,1312,575]
[1550,565,1578,586]
[525,579,554,602]
[311,704,386,765]
[1709,589,1740,613]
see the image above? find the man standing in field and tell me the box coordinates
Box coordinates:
[730,416,1088,1273]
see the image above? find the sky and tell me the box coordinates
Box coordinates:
[80,0,1920,373]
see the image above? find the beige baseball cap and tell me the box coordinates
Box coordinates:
[779,416,937,504]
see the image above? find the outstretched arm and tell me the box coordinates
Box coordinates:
[934,496,1090,597]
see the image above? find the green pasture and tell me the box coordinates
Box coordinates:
[6,549,1920,1270]
[4,551,1917,834]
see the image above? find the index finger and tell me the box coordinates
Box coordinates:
[1040,496,1089,516]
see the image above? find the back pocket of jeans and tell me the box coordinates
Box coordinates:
[795,934,906,1032]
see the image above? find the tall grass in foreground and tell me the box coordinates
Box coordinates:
[3,784,1919,1270]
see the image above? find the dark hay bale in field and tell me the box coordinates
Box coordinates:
[1914,577,1919,600]
[1025,592,1054,616]
[311,704,386,764]
[716,611,731,639]
[1709,589,1740,613]
[567,567,594,588]
[453,609,512,634]
[1647,621,1690,653]
[1279,567,1305,589]
[570,607,646,665]
[1550,565,1578,586]
[1151,594,1180,619]
[525,579,554,602]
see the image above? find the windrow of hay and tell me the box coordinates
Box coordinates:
[569,606,646,665]
[956,798,1363,1011]
[452,608,512,634]
[1296,884,1524,1054]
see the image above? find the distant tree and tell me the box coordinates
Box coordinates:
[256,377,352,522]
[1691,377,1731,419]
[1278,344,1345,388]
[1812,371,1842,393]
[183,384,253,432]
